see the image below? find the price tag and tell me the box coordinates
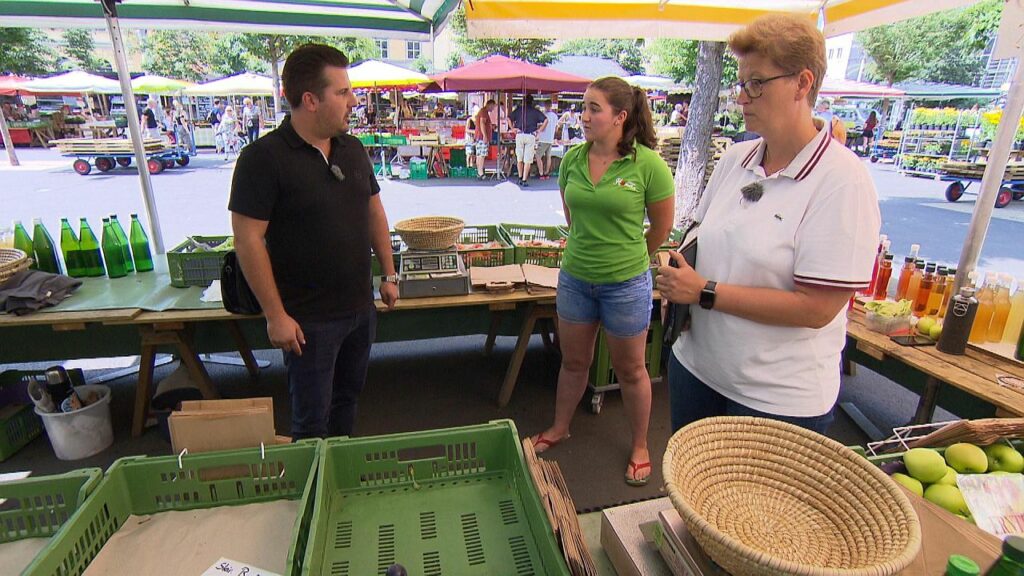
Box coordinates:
[200,558,281,576]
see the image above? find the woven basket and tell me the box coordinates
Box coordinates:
[394,216,464,251]
[664,416,921,576]
[0,248,32,285]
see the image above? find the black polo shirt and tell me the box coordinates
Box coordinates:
[228,115,380,321]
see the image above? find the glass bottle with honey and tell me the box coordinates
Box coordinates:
[896,244,920,301]
[926,266,948,317]
[939,267,957,319]
[913,263,936,316]
[873,253,894,300]
[989,274,1013,343]
[969,273,996,344]
[906,260,925,304]
[1003,278,1024,345]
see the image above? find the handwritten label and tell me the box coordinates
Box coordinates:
[200,558,281,576]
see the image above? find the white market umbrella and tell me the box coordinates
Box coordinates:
[131,74,192,95]
[348,60,431,90]
[184,73,275,97]
[623,75,688,93]
[21,70,121,94]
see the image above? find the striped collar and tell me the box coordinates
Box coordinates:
[740,126,831,182]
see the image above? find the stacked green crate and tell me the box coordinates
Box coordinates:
[589,312,665,390]
[167,235,233,288]
[25,441,320,576]
[410,162,429,180]
[449,147,467,168]
[500,223,568,268]
[456,225,513,268]
[301,420,569,576]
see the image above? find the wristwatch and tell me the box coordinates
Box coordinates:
[699,280,717,310]
[381,274,399,284]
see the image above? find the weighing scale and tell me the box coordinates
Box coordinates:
[398,248,471,298]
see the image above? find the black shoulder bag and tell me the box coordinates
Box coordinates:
[220,251,262,315]
[662,221,699,347]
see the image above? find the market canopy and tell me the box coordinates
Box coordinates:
[623,75,689,93]
[0,75,31,96]
[348,60,432,90]
[0,0,459,39]
[893,81,1004,100]
[463,0,982,40]
[429,55,591,93]
[131,74,192,95]
[184,73,274,97]
[21,70,121,94]
[819,78,905,99]
[548,55,626,80]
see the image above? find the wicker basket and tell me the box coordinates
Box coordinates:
[394,216,464,250]
[664,416,921,576]
[0,248,32,285]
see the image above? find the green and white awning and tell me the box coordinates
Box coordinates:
[0,0,460,39]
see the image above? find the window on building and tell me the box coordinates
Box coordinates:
[828,48,834,59]
[407,41,421,60]
[375,39,388,59]
[837,47,844,59]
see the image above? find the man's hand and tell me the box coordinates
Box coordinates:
[655,251,706,305]
[267,312,305,356]
[380,282,399,310]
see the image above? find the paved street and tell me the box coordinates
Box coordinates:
[2,147,1022,278]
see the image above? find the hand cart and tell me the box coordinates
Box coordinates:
[940,175,1024,209]
[51,137,190,176]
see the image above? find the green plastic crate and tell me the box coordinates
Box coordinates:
[0,404,43,462]
[455,225,513,268]
[410,162,429,180]
[166,235,232,288]
[500,224,567,268]
[302,420,569,576]
[449,148,467,168]
[356,133,377,146]
[25,441,321,576]
[589,312,665,391]
[380,135,408,146]
[0,469,102,575]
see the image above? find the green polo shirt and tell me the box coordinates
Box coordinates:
[559,141,674,284]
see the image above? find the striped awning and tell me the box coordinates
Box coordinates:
[463,0,982,41]
[0,0,460,39]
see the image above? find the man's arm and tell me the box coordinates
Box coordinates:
[231,212,305,354]
[368,195,399,309]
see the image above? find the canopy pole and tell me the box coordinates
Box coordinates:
[952,37,1024,292]
[0,101,19,166]
[101,0,165,254]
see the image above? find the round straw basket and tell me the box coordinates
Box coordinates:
[394,216,464,251]
[0,248,32,285]
[663,416,921,576]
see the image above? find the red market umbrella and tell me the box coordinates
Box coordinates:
[0,75,31,96]
[429,55,591,93]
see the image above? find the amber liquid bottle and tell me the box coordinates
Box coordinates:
[906,260,925,304]
[969,274,996,344]
[873,254,894,300]
[926,267,948,317]
[896,244,920,301]
[989,274,1013,343]
[913,263,936,316]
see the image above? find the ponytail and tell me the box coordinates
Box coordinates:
[590,77,658,159]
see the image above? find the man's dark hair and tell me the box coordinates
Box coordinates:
[524,94,534,107]
[213,99,220,105]
[282,44,350,109]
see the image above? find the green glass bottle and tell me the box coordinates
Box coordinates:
[947,554,981,576]
[1016,317,1024,362]
[128,213,154,272]
[12,220,34,267]
[100,218,126,278]
[78,218,104,277]
[985,535,1024,575]
[109,214,134,273]
[59,218,85,277]
[31,218,62,274]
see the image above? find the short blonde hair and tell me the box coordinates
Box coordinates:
[728,14,826,106]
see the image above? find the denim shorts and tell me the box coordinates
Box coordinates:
[557,269,652,338]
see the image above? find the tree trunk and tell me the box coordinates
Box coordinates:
[674,41,726,227]
[271,57,282,118]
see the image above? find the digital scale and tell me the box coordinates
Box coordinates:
[398,249,471,298]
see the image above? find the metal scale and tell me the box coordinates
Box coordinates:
[398,248,470,298]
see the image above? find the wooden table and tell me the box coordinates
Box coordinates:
[845,304,1024,425]
[82,121,119,138]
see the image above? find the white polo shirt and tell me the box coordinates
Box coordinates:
[672,126,881,417]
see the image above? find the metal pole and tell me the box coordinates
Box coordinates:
[0,102,20,166]
[953,40,1024,292]
[102,0,165,254]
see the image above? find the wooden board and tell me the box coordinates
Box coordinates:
[50,137,167,155]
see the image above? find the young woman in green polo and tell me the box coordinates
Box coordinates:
[531,77,675,486]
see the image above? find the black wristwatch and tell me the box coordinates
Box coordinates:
[381,274,399,284]
[699,280,717,310]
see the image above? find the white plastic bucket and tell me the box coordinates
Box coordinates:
[35,384,114,460]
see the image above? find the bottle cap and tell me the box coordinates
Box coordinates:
[130,213,138,218]
[925,263,936,272]
[916,261,925,269]
[945,554,980,576]
[32,217,41,224]
[960,286,976,298]
[884,254,893,260]
[910,243,920,254]
[937,267,948,275]
[904,255,915,263]
[1003,535,1024,563]
[44,366,69,387]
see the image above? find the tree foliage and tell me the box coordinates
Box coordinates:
[556,39,646,75]
[650,39,736,86]
[61,29,108,72]
[448,5,555,65]
[857,0,1002,86]
[0,28,56,76]
[141,31,213,82]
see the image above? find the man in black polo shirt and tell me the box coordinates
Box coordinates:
[228,44,399,439]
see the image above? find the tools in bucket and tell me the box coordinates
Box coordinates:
[27,366,98,414]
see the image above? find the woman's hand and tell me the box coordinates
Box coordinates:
[655,251,706,304]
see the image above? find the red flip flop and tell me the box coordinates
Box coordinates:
[530,433,569,454]
[625,460,651,486]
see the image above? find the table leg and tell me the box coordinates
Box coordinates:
[176,330,219,400]
[841,349,857,376]
[497,303,540,408]
[912,376,942,425]
[485,313,502,355]
[227,320,261,378]
[132,343,158,438]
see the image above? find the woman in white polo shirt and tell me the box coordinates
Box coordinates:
[655,14,881,435]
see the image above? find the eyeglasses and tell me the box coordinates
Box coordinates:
[732,72,798,99]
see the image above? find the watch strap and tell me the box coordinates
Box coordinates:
[699,280,717,310]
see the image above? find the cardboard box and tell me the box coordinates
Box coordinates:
[169,397,282,454]
[600,497,674,576]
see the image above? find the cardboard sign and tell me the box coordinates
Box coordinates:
[200,557,282,576]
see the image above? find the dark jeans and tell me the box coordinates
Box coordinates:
[247,124,260,145]
[667,353,834,435]
[284,305,376,439]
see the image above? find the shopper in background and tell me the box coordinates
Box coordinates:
[172,100,196,156]
[535,101,559,180]
[655,14,881,437]
[861,110,879,155]
[229,43,398,439]
[242,97,263,145]
[217,106,241,160]
[140,98,161,140]
[511,94,546,187]
[473,100,496,180]
[531,77,675,487]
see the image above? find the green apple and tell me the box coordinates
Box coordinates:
[985,443,1024,473]
[936,466,958,486]
[917,316,936,336]
[924,484,971,515]
[929,323,942,340]
[904,448,947,483]
[891,472,924,496]
[990,471,1014,476]
[945,443,988,474]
